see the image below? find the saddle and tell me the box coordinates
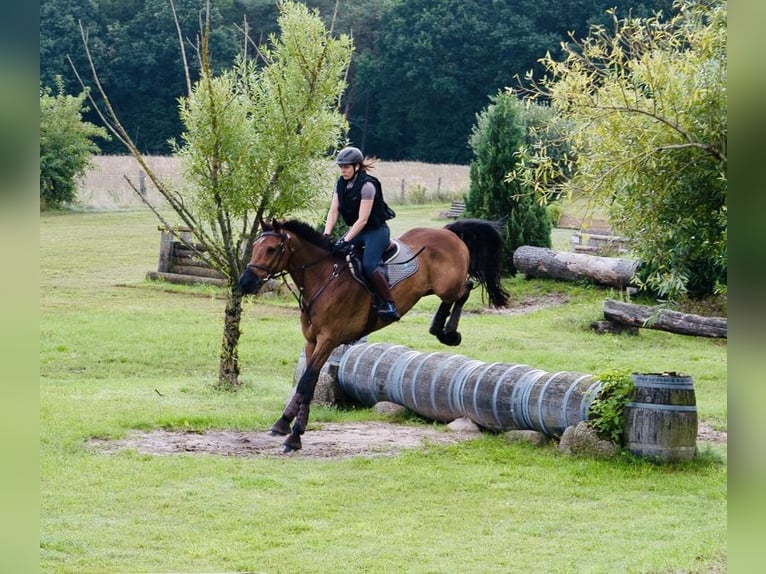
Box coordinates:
[344,240,419,290]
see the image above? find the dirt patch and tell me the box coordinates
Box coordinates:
[88,422,478,459]
[89,420,725,459]
[697,423,727,445]
[476,292,569,315]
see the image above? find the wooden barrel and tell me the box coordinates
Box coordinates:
[624,373,698,461]
[390,351,484,422]
[337,343,601,436]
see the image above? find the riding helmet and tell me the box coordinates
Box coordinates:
[335,146,364,166]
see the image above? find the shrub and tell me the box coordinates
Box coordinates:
[40,76,108,209]
[588,369,634,444]
[465,92,551,275]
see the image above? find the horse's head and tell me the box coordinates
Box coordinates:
[237,220,292,295]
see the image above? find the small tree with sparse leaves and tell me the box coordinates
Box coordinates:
[76,0,352,389]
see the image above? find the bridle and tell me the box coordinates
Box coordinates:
[246,231,293,280]
[246,229,342,320]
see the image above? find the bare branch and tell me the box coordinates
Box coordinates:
[168,0,193,97]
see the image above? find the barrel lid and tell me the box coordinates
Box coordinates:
[631,372,692,385]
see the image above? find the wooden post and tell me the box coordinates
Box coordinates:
[157,229,174,273]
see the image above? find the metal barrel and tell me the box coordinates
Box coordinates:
[337,343,601,437]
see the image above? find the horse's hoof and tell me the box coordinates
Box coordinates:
[269,418,291,436]
[282,444,299,454]
[283,435,302,452]
[442,331,462,346]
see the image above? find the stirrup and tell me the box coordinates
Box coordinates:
[377,301,400,322]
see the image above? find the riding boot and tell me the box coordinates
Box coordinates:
[370,269,400,322]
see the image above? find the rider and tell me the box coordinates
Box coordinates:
[323,146,400,322]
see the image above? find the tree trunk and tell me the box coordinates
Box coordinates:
[513,245,639,288]
[603,299,727,339]
[217,287,243,389]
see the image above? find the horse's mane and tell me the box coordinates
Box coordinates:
[280,219,331,250]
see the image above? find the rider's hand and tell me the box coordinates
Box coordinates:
[332,237,349,254]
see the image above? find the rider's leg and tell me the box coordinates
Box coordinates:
[359,226,400,322]
[369,267,400,321]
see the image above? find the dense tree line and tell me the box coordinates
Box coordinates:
[40,0,671,162]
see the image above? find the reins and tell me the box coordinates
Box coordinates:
[247,229,422,324]
[249,230,345,321]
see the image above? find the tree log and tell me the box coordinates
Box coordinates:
[513,245,639,288]
[603,299,727,339]
[146,271,226,287]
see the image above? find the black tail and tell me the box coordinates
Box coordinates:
[445,218,510,307]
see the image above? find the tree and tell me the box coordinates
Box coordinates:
[75,0,352,388]
[517,0,727,299]
[41,0,674,162]
[465,92,552,275]
[39,77,108,209]
[357,0,672,163]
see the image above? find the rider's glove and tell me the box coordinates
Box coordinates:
[332,237,349,254]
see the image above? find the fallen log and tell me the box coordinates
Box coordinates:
[603,299,727,339]
[146,271,226,287]
[513,245,639,288]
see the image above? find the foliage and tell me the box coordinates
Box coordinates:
[40,0,674,162]
[171,2,352,233]
[588,368,635,444]
[41,0,240,155]
[465,91,552,275]
[39,76,108,209]
[516,0,727,299]
[76,0,352,388]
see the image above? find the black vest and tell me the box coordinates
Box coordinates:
[335,171,394,229]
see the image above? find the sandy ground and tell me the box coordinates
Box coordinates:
[88,421,725,459]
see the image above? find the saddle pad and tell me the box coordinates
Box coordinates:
[384,240,420,288]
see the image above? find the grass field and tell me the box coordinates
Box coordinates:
[40,192,726,573]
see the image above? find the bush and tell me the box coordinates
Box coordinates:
[519,0,727,298]
[40,77,108,209]
[465,92,551,274]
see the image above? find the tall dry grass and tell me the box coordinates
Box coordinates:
[77,155,470,209]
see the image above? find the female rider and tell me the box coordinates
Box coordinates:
[323,146,400,322]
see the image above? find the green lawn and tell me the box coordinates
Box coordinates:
[40,206,726,573]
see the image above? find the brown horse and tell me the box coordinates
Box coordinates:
[237,218,509,452]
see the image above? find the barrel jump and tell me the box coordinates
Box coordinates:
[335,343,698,461]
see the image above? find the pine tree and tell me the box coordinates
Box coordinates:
[465,91,551,275]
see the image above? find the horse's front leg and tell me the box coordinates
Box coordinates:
[269,341,317,437]
[281,341,335,453]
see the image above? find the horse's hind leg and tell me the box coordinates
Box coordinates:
[429,301,452,338]
[435,280,473,347]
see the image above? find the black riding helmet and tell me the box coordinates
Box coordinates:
[335,146,363,166]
